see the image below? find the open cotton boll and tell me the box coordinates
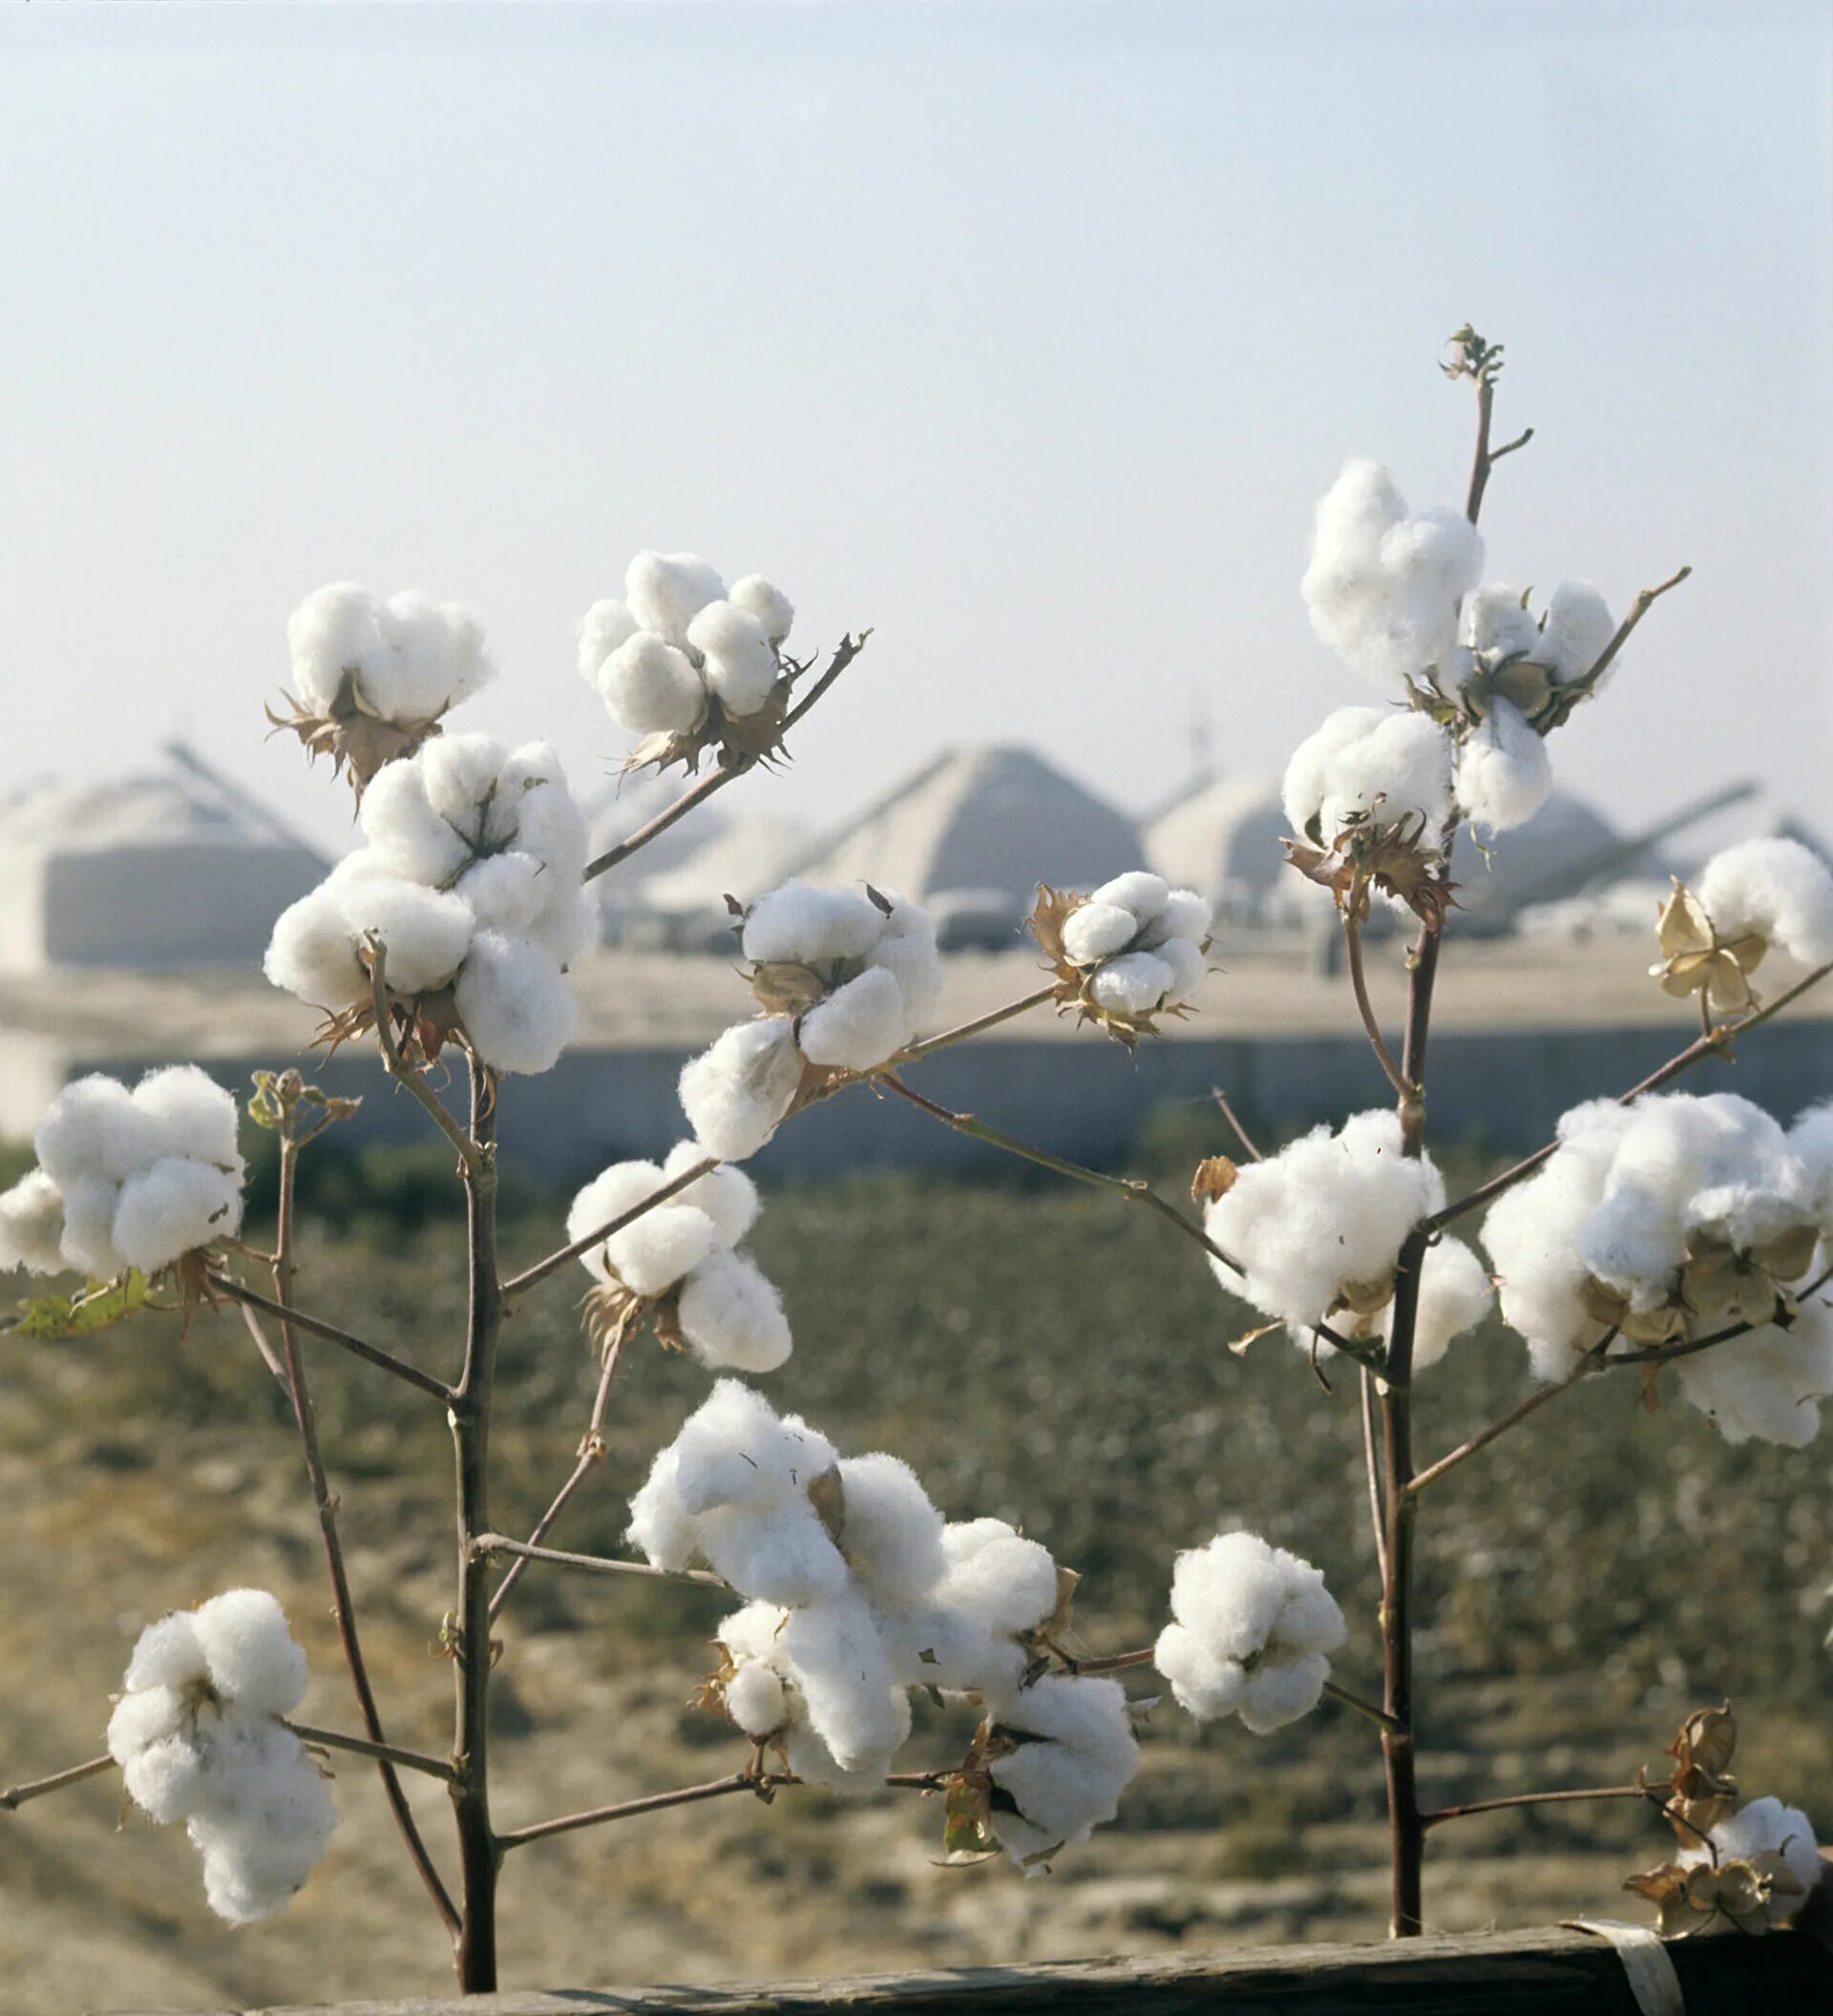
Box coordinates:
[1155,936,1209,1008]
[1454,696,1552,836]
[687,600,780,717]
[668,1379,838,1516]
[679,1018,804,1162]
[601,633,706,736]
[1204,1109,1443,1333]
[606,1204,720,1298]
[130,1067,241,1171]
[191,1590,310,1717]
[1539,581,1615,683]
[866,896,944,1021]
[1239,1651,1334,1734]
[286,583,387,714]
[1088,952,1176,1018]
[724,1659,788,1738]
[1288,707,1455,841]
[1679,1796,1822,1926]
[798,967,911,1070]
[113,1159,242,1271]
[334,872,474,994]
[186,1737,338,1923]
[367,591,493,722]
[495,746,590,880]
[662,1141,759,1250]
[357,758,473,886]
[577,598,640,685]
[35,1074,162,1186]
[1300,461,1483,687]
[1789,1103,1833,1231]
[1152,1623,1247,1721]
[60,1176,125,1279]
[415,733,506,842]
[833,1452,947,1603]
[1169,1531,1290,1662]
[729,575,794,645]
[935,1519,1062,1637]
[1089,872,1169,926]
[1673,1303,1833,1448]
[264,886,369,1012]
[674,1250,792,1373]
[1698,838,1833,969]
[625,1446,698,1571]
[625,550,727,645]
[453,932,577,1075]
[566,1161,667,1283]
[125,1610,210,1693]
[694,1500,849,1606]
[779,1593,909,1774]
[742,881,885,967]
[986,1674,1139,1869]
[1464,584,1542,665]
[1062,902,1138,965]
[0,1169,65,1274]
[1392,1236,1493,1370]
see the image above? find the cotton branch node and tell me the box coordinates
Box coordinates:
[107,1590,337,1924]
[269,583,495,796]
[1026,872,1212,1046]
[567,1147,790,1372]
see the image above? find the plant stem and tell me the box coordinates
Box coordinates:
[1564,566,1693,702]
[0,1754,115,1810]
[207,1272,451,1402]
[269,1134,459,1940]
[474,1533,727,1589]
[1211,1086,1265,1162]
[895,984,1059,1062]
[499,1159,717,1303]
[1343,914,1411,1098]
[284,1723,458,1783]
[1422,1784,1654,1828]
[1360,1368,1389,1585]
[1325,1680,1405,1735]
[1407,1335,1615,1496]
[369,943,486,1175]
[450,1056,504,1993]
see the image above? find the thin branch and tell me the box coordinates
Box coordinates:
[1487,426,1534,464]
[1211,1087,1265,1162]
[368,941,484,1173]
[581,632,870,886]
[1344,914,1411,1098]
[1066,1648,1155,1675]
[1407,1334,1615,1496]
[1360,1367,1390,1584]
[1464,367,1499,523]
[1608,1265,1833,1367]
[206,1272,451,1403]
[501,1158,718,1302]
[1325,1680,1405,1735]
[896,984,1059,1062]
[0,1754,115,1811]
[1564,566,1693,701]
[234,1298,292,1393]
[1423,1784,1656,1829]
[1427,958,1833,1234]
[472,1533,727,1589]
[284,1723,457,1783]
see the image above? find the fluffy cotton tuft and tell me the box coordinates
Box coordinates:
[1205,1109,1443,1335]
[625,551,727,645]
[729,576,795,645]
[675,1250,793,1373]
[1058,873,1211,1021]
[1301,461,1483,687]
[287,582,493,724]
[1697,838,1833,970]
[0,1169,66,1274]
[1283,706,1455,843]
[1389,1235,1494,1371]
[985,1674,1141,1870]
[1454,696,1554,836]
[679,1018,805,1163]
[108,1591,333,1922]
[687,600,781,718]
[1678,1796,1822,1928]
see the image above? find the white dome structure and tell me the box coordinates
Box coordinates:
[1144,773,1288,922]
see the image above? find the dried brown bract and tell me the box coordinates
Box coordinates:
[1652,881,1767,1018]
[267,669,448,799]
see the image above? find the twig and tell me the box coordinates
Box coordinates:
[284,1723,457,1783]
[1325,1680,1404,1734]
[896,984,1059,1062]
[1211,1087,1265,1162]
[0,1754,115,1811]
[1408,1334,1616,1496]
[1425,958,1833,1234]
[206,1272,451,1403]
[1564,566,1693,701]
[472,1533,727,1589]
[1608,1266,1833,1367]
[1360,1368,1389,1584]
[1066,1648,1155,1675]
[234,1298,292,1393]
[500,1158,718,1303]
[1344,914,1411,1098]
[1423,1784,1656,1829]
[368,942,484,1174]
[582,632,870,886]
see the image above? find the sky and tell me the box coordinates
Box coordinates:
[1,0,1828,862]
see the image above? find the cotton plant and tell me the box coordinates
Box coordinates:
[676,880,944,1161]
[270,582,495,793]
[1651,837,1833,1018]
[1027,871,1212,1044]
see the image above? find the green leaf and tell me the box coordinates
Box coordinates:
[10,1271,155,1338]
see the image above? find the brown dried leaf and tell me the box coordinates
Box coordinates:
[749,961,830,1019]
[807,1465,847,1546]
[1191,1156,1239,1207]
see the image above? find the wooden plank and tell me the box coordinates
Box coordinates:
[110,1926,1833,2016]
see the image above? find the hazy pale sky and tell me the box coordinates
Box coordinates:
[2,0,1828,861]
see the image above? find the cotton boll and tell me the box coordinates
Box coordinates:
[779,1592,908,1774]
[867,895,944,1021]
[1674,1302,1833,1448]
[566,1161,667,1283]
[1464,584,1542,664]
[625,1446,698,1571]
[367,591,492,721]
[674,1251,792,1373]
[742,882,885,966]
[798,967,911,1070]
[124,1733,211,1826]
[192,1590,308,1717]
[415,733,506,843]
[729,575,794,645]
[1680,1796,1822,1925]
[453,932,577,1075]
[113,1158,242,1271]
[1238,1652,1332,1735]
[0,1169,66,1274]
[1540,581,1615,685]
[263,886,369,1010]
[987,1674,1139,1865]
[724,1660,787,1737]
[286,582,386,714]
[1698,838,1833,968]
[1152,1623,1246,1722]
[662,1141,759,1249]
[1155,935,1208,1008]
[1062,902,1138,965]
[695,1501,850,1606]
[670,1380,838,1515]
[1087,951,1175,1018]
[524,884,599,968]
[1090,872,1169,926]
[607,1204,720,1298]
[625,551,727,644]
[125,1611,209,1692]
[687,600,780,718]
[833,1452,947,1603]
[1281,706,1380,837]
[454,852,545,934]
[1392,1236,1494,1371]
[1455,696,1553,835]
[59,1175,124,1279]
[935,1519,1061,1637]
[35,1074,161,1186]
[578,598,640,684]
[358,758,472,885]
[128,1067,239,1171]
[598,634,706,734]
[1282,706,1454,842]
[679,1018,804,1163]
[334,872,473,994]
[1169,1532,1289,1662]
[1160,1531,1344,1733]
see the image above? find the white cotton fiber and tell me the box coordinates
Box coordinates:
[454,852,545,934]
[1282,706,1455,843]
[679,1019,804,1163]
[1698,838,1833,969]
[798,967,911,1070]
[1205,1109,1443,1332]
[1151,889,1212,946]
[1154,934,1209,1008]
[1464,584,1542,666]
[567,1161,665,1283]
[287,582,493,724]
[35,1074,160,1186]
[1454,696,1553,836]
[724,1657,787,1737]
[0,1169,65,1275]
[577,598,640,685]
[607,1205,720,1299]
[833,1453,947,1604]
[779,1592,908,1774]
[687,600,780,718]
[1063,902,1139,965]
[130,1068,241,1171]
[986,1674,1140,1869]
[695,1500,851,1607]
[742,882,883,967]
[1390,1236,1493,1371]
[124,1610,209,1693]
[452,931,577,1075]
[285,582,385,714]
[59,1175,123,1278]
[867,895,945,1022]
[1789,1103,1833,1231]
[358,758,474,886]
[263,887,369,1012]
[600,633,706,736]
[934,1519,1062,1637]
[729,575,794,645]
[330,871,473,995]
[1087,950,1176,1018]
[1679,1796,1822,1926]
[675,1250,792,1373]
[191,1590,310,1718]
[625,551,727,645]
[662,1141,759,1246]
[494,744,590,879]
[1301,461,1483,687]
[1674,1301,1833,1448]
[417,734,507,842]
[670,1381,837,1515]
[1539,581,1615,683]
[1089,872,1169,925]
[113,1159,242,1273]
